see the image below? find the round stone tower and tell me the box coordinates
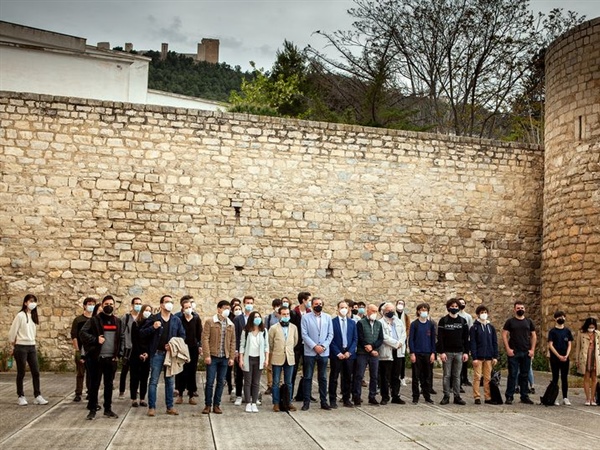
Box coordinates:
[543,18,600,336]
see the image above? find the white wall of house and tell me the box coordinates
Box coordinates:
[0,45,149,103]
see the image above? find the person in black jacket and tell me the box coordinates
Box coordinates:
[470,305,499,404]
[174,296,203,405]
[437,298,469,405]
[130,304,153,407]
[353,304,384,406]
[80,295,122,420]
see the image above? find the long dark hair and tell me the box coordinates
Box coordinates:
[244,311,265,333]
[581,317,598,333]
[20,293,39,325]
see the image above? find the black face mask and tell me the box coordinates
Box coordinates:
[280,321,289,327]
[384,311,395,318]
[459,304,466,310]
[556,318,565,325]
[313,305,323,313]
[448,308,460,315]
[102,305,114,315]
[352,309,358,315]
[516,309,525,317]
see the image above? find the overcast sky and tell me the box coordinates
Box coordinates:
[1,0,599,71]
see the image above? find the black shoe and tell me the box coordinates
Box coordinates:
[104,410,119,418]
[474,399,481,405]
[73,395,82,402]
[310,395,317,402]
[440,396,450,405]
[391,397,406,404]
[425,398,434,404]
[454,397,466,405]
[412,398,419,404]
[264,387,272,395]
[330,402,339,409]
[521,397,534,405]
[321,403,332,410]
[95,405,101,411]
[368,398,380,406]
[459,387,465,393]
[505,397,513,405]
[462,380,472,387]
[86,411,95,420]
[484,400,494,405]
[301,403,310,411]
[343,401,354,408]
[515,386,520,394]
[380,400,388,405]
[429,389,437,395]
[530,387,536,394]
[353,396,362,406]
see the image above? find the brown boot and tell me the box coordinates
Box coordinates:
[166,408,179,415]
[288,404,297,411]
[202,406,211,414]
[213,405,223,414]
[273,405,280,412]
[175,396,183,405]
[147,408,156,417]
[189,397,197,405]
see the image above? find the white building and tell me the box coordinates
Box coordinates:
[0,21,227,111]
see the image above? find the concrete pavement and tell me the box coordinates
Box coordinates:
[1,371,599,450]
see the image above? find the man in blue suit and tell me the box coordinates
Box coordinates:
[328,300,358,408]
[301,297,334,410]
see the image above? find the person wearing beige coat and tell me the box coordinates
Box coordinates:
[575,317,600,405]
[268,306,298,411]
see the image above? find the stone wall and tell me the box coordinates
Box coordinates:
[0,92,543,363]
[543,18,600,334]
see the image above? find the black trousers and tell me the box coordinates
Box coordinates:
[550,354,570,398]
[87,356,117,412]
[380,350,403,401]
[129,355,150,401]
[176,345,199,397]
[119,357,130,394]
[412,354,432,401]
[328,356,354,404]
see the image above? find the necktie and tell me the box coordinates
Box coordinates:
[341,318,347,348]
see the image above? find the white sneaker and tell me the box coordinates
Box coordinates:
[235,397,243,406]
[34,395,48,405]
[251,403,259,413]
[18,396,28,406]
[245,403,252,413]
[401,378,407,387]
[554,401,560,406]
[563,398,571,406]
[256,399,262,406]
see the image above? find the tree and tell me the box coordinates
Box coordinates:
[308,0,584,138]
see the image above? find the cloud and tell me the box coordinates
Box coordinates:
[147,15,193,46]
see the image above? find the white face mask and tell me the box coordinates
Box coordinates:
[27,302,37,311]
[234,309,242,316]
[396,304,404,311]
[143,310,152,319]
[184,307,193,316]
[420,311,428,319]
[86,305,95,313]
[479,313,488,321]
[221,309,230,318]
[369,313,377,321]
[339,308,348,317]
[164,302,174,312]
[589,328,596,333]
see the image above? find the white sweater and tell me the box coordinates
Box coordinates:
[8,311,37,345]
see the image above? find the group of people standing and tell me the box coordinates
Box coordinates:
[7,292,600,416]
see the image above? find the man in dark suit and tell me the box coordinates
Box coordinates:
[328,300,358,408]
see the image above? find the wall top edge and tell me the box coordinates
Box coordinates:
[0,90,542,152]
[546,16,600,60]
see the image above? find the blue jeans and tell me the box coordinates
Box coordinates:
[303,355,328,406]
[148,351,174,409]
[205,356,229,407]
[442,352,463,398]
[506,351,531,400]
[272,362,293,405]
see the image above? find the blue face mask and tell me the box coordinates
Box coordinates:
[280,316,290,323]
[253,317,262,326]
[358,307,366,315]
[133,304,142,312]
[245,304,254,312]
